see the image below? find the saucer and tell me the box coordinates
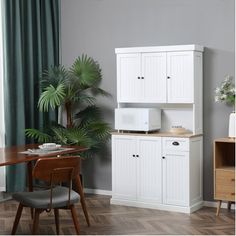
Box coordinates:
[38,144,62,151]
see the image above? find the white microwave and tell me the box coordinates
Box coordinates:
[115,108,161,132]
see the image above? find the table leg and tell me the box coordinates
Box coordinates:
[74,175,90,226]
[27,161,34,219]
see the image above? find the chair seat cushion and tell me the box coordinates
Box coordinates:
[12,186,79,209]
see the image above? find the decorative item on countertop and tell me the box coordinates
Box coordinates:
[169,125,188,134]
[215,75,235,138]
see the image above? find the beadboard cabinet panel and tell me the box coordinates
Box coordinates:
[141,53,167,103]
[137,137,162,203]
[167,51,194,103]
[162,151,189,206]
[117,53,141,102]
[112,136,137,200]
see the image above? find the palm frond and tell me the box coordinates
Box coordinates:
[71,93,96,105]
[70,54,102,87]
[38,84,66,112]
[86,121,111,142]
[40,66,69,89]
[25,129,52,143]
[74,106,102,126]
[65,128,94,148]
[51,127,68,145]
[89,87,112,97]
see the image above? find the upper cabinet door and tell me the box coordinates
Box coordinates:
[142,53,167,103]
[117,53,142,102]
[167,52,194,103]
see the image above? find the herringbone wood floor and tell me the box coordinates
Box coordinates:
[0,194,235,235]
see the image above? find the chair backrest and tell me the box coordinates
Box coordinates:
[33,156,81,183]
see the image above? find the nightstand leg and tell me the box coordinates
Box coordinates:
[216,200,222,216]
[227,201,231,211]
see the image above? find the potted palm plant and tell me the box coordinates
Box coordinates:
[26,54,111,158]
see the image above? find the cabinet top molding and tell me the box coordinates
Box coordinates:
[115,45,204,54]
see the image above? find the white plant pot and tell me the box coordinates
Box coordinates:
[228,112,236,138]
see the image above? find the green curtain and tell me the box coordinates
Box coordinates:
[3,0,60,192]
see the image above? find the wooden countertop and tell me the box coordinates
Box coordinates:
[111,131,203,138]
[214,137,235,143]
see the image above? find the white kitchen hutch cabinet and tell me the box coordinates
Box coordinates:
[112,45,204,213]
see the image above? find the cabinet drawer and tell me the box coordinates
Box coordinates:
[162,138,189,152]
[215,170,235,201]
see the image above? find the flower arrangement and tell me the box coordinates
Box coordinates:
[215,75,235,106]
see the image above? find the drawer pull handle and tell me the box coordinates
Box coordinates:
[172,141,180,146]
[231,179,235,182]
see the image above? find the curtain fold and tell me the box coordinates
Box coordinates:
[3,0,60,192]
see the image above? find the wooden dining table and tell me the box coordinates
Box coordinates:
[0,143,90,226]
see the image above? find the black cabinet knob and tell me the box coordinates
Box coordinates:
[172,141,180,146]
[136,155,139,157]
[167,76,170,79]
[162,156,165,159]
[132,154,135,157]
[137,76,140,79]
[141,77,144,79]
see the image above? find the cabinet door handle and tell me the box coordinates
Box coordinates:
[136,155,139,157]
[231,193,235,196]
[172,141,180,146]
[167,76,171,79]
[231,179,235,182]
[132,154,135,157]
[162,156,165,159]
[141,76,144,79]
[137,76,141,79]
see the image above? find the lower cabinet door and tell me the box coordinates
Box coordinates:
[137,137,162,203]
[112,136,137,200]
[163,152,189,206]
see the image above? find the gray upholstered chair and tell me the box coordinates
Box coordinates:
[11,156,81,235]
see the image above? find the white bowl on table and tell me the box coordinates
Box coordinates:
[38,143,62,151]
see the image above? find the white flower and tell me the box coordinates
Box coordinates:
[215,75,235,106]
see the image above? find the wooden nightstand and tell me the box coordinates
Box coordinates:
[214,138,235,216]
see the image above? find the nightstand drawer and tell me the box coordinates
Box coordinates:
[215,170,235,201]
[162,138,189,152]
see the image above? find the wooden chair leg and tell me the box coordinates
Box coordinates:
[216,200,222,216]
[32,209,41,235]
[11,203,24,235]
[54,209,60,235]
[75,175,90,226]
[227,201,231,211]
[30,208,34,219]
[70,205,80,235]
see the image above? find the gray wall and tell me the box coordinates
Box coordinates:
[61,0,235,201]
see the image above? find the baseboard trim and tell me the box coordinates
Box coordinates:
[83,188,235,210]
[84,188,112,196]
[203,201,235,209]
